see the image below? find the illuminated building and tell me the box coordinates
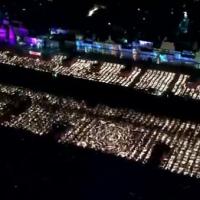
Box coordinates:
[0,19,29,45]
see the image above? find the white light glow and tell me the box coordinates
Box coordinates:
[88,7,98,17]
[87,5,106,17]
[184,11,188,18]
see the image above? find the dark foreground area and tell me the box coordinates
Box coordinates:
[0,126,199,200]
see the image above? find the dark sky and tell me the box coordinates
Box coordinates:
[0,0,200,41]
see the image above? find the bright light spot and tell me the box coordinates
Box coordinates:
[29,51,42,56]
[53,73,58,78]
[87,5,106,17]
[88,7,98,17]
[184,11,188,18]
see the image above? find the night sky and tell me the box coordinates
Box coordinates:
[1,1,200,44]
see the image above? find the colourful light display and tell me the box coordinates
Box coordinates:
[50,28,68,35]
[16,27,29,37]
[8,26,16,44]
[29,50,42,56]
[76,40,197,66]
[0,27,6,40]
[76,40,121,56]
[25,37,44,48]
[139,40,153,49]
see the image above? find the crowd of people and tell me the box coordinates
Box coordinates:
[1,50,200,101]
[67,59,141,87]
[1,48,200,179]
[0,83,200,178]
[0,51,67,73]
[172,74,200,100]
[134,69,176,95]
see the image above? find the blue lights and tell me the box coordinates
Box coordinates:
[159,54,168,63]
[75,39,197,66]
[93,42,102,49]
[76,40,122,56]
[50,28,68,35]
